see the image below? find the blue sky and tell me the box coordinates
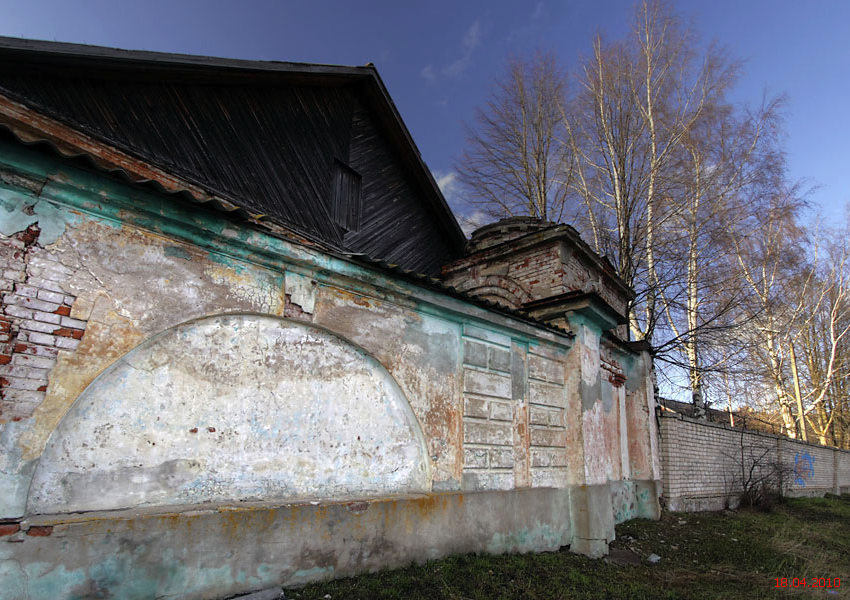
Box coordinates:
[1,0,848,224]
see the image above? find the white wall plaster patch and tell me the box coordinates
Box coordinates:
[27,314,430,513]
[285,271,317,314]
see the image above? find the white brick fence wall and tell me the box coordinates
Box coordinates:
[659,412,850,511]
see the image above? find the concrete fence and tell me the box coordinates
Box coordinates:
[660,412,850,511]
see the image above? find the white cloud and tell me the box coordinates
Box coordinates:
[420,64,436,82]
[531,2,545,20]
[462,19,482,52]
[432,169,494,238]
[507,2,546,43]
[421,18,484,83]
[442,19,482,78]
[460,210,489,237]
[434,170,458,196]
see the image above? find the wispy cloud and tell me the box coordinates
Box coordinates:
[443,19,482,78]
[507,2,546,43]
[420,64,436,82]
[531,1,544,20]
[459,209,489,237]
[420,18,484,83]
[435,170,458,198]
[433,169,491,237]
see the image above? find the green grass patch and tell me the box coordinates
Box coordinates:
[282,495,850,599]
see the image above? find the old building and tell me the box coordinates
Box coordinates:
[0,38,660,599]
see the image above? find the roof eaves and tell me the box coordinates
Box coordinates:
[352,65,467,253]
[0,36,468,255]
[0,36,374,79]
[0,115,559,337]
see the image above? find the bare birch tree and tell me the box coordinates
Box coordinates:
[790,223,850,444]
[457,51,572,221]
[567,0,729,343]
[456,1,831,429]
[653,96,785,415]
[729,188,808,437]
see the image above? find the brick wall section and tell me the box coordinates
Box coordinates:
[661,412,850,510]
[446,240,629,319]
[504,242,624,312]
[461,325,516,491]
[560,251,628,319]
[461,322,570,492]
[782,438,836,491]
[0,227,87,422]
[442,221,632,325]
[506,244,563,302]
[527,347,568,488]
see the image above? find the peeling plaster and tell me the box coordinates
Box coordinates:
[0,189,74,245]
[285,271,317,315]
[28,314,430,513]
[314,286,462,488]
[0,137,663,596]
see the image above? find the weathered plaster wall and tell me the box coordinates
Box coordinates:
[312,285,463,490]
[28,315,430,514]
[0,140,661,598]
[660,413,850,511]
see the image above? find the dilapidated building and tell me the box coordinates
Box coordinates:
[0,38,661,599]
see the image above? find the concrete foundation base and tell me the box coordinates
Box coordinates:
[0,488,573,600]
[569,484,614,558]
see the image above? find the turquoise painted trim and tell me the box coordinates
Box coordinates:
[0,139,574,350]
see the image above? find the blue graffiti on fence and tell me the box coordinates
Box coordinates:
[794,451,815,487]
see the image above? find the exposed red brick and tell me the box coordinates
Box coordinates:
[13,343,27,353]
[207,427,216,433]
[0,377,9,387]
[0,523,20,536]
[346,501,369,513]
[54,306,71,317]
[26,525,52,537]
[189,427,198,433]
[52,328,85,340]
[37,385,47,392]
[608,373,627,388]
[18,224,40,247]
[0,355,10,365]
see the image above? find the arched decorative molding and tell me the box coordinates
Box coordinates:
[27,314,430,514]
[454,275,533,310]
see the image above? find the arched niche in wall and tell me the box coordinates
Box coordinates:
[452,275,532,310]
[27,314,430,514]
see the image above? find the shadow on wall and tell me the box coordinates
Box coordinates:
[27,313,431,514]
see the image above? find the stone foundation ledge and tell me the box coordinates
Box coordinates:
[0,488,573,600]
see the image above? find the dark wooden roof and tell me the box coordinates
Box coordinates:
[0,37,466,275]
